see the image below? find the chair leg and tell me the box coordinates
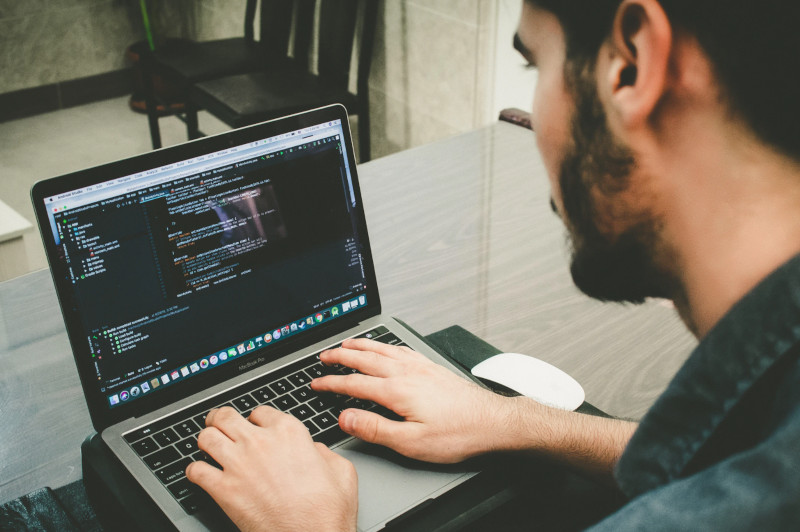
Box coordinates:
[144,68,162,150]
[185,105,200,140]
[358,102,371,163]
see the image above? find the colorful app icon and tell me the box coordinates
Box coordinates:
[180,366,190,376]
[298,321,306,329]
[359,295,366,306]
[281,325,290,335]
[151,378,160,389]
[109,394,120,405]
[220,352,228,361]
[264,333,272,343]
[190,363,200,373]
[315,313,323,322]
[273,329,282,340]
[200,359,209,369]
[306,317,314,326]
[350,299,359,309]
[161,374,170,385]
[290,323,298,332]
[171,370,180,381]
[323,310,331,319]
[130,386,140,397]
[210,355,218,365]
[331,307,339,316]
[246,340,255,351]
[228,348,236,357]
[342,301,351,312]
[141,382,150,393]
[237,344,246,354]
[120,391,130,401]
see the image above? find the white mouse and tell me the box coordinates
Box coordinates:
[471,353,585,411]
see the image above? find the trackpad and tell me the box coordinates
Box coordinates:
[336,439,475,532]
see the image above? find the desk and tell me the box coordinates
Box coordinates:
[0,122,697,505]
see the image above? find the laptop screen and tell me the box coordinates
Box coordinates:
[37,112,373,417]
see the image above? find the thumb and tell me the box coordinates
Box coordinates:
[338,408,408,447]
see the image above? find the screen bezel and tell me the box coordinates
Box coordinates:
[31,104,381,431]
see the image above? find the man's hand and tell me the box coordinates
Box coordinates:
[312,338,637,477]
[311,338,517,463]
[186,406,357,532]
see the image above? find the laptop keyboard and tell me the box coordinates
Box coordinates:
[123,325,407,514]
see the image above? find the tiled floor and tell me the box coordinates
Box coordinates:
[0,98,233,280]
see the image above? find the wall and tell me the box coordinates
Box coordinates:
[0,0,536,160]
[367,0,497,158]
[0,0,246,95]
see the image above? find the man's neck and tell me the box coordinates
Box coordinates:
[660,121,800,338]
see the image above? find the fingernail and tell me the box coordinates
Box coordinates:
[339,411,354,432]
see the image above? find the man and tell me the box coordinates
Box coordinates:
[185,0,800,529]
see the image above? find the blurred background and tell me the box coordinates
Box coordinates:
[0,0,537,281]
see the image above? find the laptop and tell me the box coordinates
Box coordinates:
[31,105,479,531]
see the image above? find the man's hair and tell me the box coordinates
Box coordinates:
[527,0,800,162]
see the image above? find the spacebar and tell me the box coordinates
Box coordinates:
[314,425,349,447]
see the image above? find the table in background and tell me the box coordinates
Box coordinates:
[0,122,697,505]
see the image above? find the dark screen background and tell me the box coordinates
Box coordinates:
[55,141,366,394]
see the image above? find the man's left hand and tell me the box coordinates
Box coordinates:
[186,406,358,532]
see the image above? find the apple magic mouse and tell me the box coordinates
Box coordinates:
[471,353,585,411]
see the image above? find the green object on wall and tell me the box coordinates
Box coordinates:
[139,0,155,51]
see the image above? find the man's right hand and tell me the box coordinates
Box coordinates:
[311,338,637,476]
[311,338,533,463]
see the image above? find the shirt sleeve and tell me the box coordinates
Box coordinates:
[586,407,800,531]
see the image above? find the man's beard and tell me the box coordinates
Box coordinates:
[558,68,678,304]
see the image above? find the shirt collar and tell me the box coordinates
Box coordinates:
[615,253,800,497]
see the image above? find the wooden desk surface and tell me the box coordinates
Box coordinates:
[0,122,696,504]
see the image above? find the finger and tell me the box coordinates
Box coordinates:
[185,460,224,492]
[338,408,411,448]
[338,338,409,359]
[311,373,390,403]
[196,426,236,464]
[319,346,393,376]
[205,406,251,442]
[248,404,286,427]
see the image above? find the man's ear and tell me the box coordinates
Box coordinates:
[602,0,672,128]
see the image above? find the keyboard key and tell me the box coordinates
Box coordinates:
[304,364,327,379]
[176,437,198,456]
[287,371,311,387]
[357,325,389,339]
[314,425,349,447]
[155,457,191,484]
[131,437,158,457]
[290,387,314,404]
[167,478,197,500]
[269,379,293,396]
[192,450,221,469]
[311,412,338,430]
[303,420,320,435]
[173,420,199,437]
[153,428,180,447]
[289,404,314,420]
[193,412,210,429]
[308,394,337,414]
[252,386,276,403]
[144,446,181,470]
[375,333,403,345]
[179,491,213,514]
[232,394,257,412]
[273,395,299,411]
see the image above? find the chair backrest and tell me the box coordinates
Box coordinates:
[279,0,378,94]
[244,0,258,44]
[260,0,295,60]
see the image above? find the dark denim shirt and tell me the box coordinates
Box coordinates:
[589,254,800,530]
